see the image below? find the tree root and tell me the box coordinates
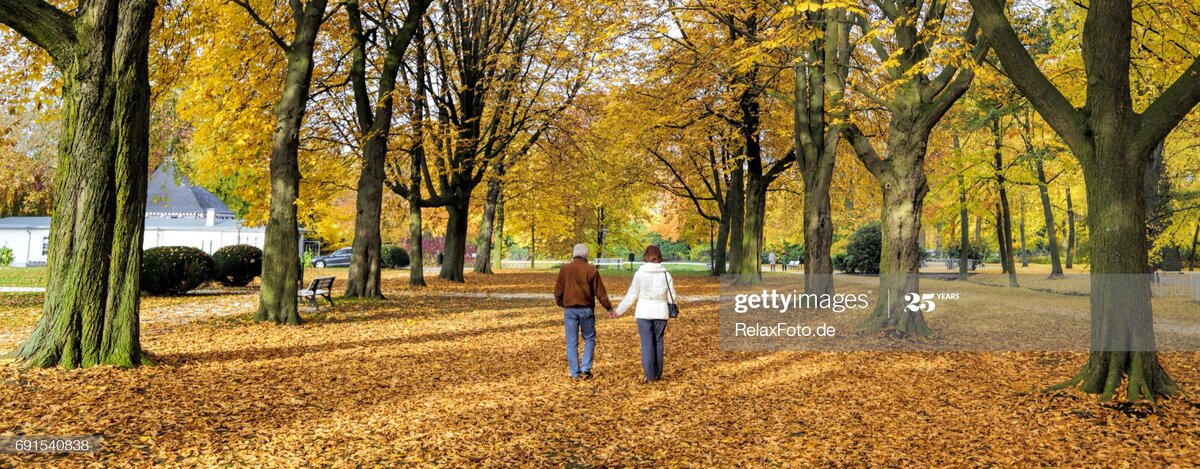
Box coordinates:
[1044,352,1184,406]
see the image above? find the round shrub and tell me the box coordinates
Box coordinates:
[834,222,882,274]
[212,244,263,287]
[382,245,411,268]
[141,246,216,295]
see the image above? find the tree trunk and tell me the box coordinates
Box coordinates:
[711,212,729,276]
[345,135,385,298]
[995,207,1011,275]
[257,3,328,325]
[803,171,834,295]
[1035,159,1065,277]
[474,178,502,274]
[529,221,535,269]
[1019,195,1029,267]
[993,119,1018,286]
[440,197,470,282]
[959,174,969,280]
[1050,151,1178,401]
[861,167,930,337]
[343,0,427,297]
[494,193,505,272]
[736,170,766,283]
[726,164,745,275]
[1065,187,1075,270]
[13,0,155,368]
[1189,224,1198,271]
[408,190,426,287]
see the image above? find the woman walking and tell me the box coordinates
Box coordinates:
[612,245,677,383]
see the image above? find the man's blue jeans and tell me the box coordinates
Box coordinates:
[563,307,596,377]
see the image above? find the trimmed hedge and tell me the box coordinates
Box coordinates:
[382,245,411,268]
[142,246,215,295]
[833,222,882,274]
[212,244,263,287]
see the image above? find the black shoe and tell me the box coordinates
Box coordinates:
[581,372,593,380]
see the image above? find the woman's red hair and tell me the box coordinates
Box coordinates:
[643,245,663,263]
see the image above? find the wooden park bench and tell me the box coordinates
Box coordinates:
[298,276,336,311]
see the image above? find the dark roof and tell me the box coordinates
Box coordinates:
[145,161,236,217]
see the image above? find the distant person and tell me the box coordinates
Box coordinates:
[768,251,777,272]
[554,243,613,380]
[612,245,677,383]
[781,254,788,272]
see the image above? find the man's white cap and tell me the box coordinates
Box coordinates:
[572,243,589,259]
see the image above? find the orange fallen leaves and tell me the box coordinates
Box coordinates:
[0,271,1197,466]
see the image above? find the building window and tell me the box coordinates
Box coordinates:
[42,237,49,255]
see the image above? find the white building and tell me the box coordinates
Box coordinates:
[0,161,303,267]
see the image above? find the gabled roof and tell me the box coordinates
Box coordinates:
[145,160,236,218]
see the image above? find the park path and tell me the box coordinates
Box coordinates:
[0,289,719,348]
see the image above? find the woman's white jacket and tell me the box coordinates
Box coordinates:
[614,262,677,320]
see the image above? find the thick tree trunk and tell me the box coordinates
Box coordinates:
[14,0,155,368]
[1035,159,1065,277]
[257,4,327,325]
[1065,187,1075,269]
[440,197,470,282]
[861,168,930,337]
[474,178,502,274]
[726,164,745,275]
[345,135,385,298]
[736,175,766,283]
[1050,151,1178,401]
[803,173,834,295]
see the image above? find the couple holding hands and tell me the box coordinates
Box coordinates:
[553,244,678,383]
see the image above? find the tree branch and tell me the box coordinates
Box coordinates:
[0,0,75,63]
[969,0,1089,157]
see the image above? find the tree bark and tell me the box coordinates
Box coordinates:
[255,0,329,325]
[861,162,931,337]
[8,0,155,368]
[440,197,470,282]
[726,160,745,275]
[1189,224,1198,271]
[474,177,502,274]
[1065,187,1075,269]
[1034,158,1064,277]
[711,211,730,276]
[494,193,505,271]
[959,174,969,280]
[345,135,385,297]
[1019,195,1028,267]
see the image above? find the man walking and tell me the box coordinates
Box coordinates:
[554,243,613,380]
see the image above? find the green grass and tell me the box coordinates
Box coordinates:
[0,267,47,288]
